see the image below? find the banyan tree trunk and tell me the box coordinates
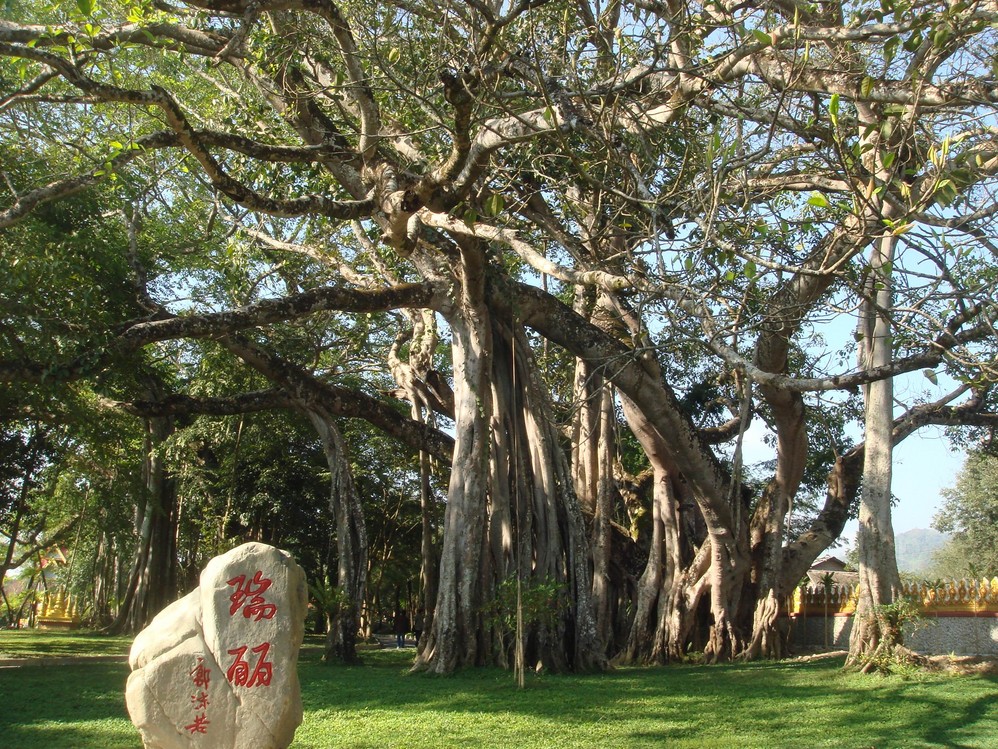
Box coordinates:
[702,525,747,663]
[387,308,442,648]
[308,410,368,665]
[592,293,754,665]
[619,464,683,664]
[107,413,177,634]
[742,482,790,661]
[417,273,605,673]
[417,446,437,652]
[617,395,686,664]
[847,110,906,670]
[741,371,808,659]
[91,526,119,626]
[512,323,604,672]
[663,540,711,660]
[848,323,903,668]
[417,245,494,674]
[590,384,617,652]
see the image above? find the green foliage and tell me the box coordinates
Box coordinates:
[343,417,428,614]
[1,574,38,626]
[931,451,998,577]
[482,576,567,639]
[0,181,142,375]
[169,409,333,582]
[877,595,924,631]
[858,596,929,677]
[309,581,349,617]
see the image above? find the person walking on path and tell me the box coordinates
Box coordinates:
[393,609,409,648]
[413,607,425,648]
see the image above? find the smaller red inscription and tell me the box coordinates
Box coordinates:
[186,655,211,736]
[185,712,210,734]
[190,657,211,689]
[190,690,210,711]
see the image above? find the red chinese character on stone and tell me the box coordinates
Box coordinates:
[190,691,210,711]
[190,656,211,689]
[226,645,251,686]
[226,642,274,688]
[185,713,210,734]
[227,570,278,620]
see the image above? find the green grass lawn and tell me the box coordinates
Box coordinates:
[0,629,133,659]
[0,632,995,748]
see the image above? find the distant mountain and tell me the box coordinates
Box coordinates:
[895,528,950,574]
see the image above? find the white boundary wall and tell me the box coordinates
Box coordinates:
[787,614,998,656]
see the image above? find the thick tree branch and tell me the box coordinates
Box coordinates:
[0,130,355,230]
[117,282,441,347]
[502,278,734,512]
[102,386,455,461]
[709,305,997,394]
[0,282,441,385]
[150,84,375,219]
[0,43,374,221]
[420,210,643,292]
[290,0,382,165]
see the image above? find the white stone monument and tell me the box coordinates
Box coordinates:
[126,542,308,749]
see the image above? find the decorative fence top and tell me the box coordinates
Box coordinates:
[788,577,998,617]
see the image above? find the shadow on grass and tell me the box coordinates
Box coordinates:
[0,629,132,658]
[0,663,139,749]
[298,651,998,748]
[919,675,998,749]
[1,647,994,749]
[0,723,140,749]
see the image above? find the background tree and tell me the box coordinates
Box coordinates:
[932,450,998,578]
[0,418,67,586]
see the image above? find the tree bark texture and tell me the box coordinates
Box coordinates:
[848,109,905,667]
[848,221,902,666]
[418,245,494,674]
[107,414,177,634]
[308,410,368,665]
[418,261,605,671]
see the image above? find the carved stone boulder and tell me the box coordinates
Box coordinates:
[126,542,308,749]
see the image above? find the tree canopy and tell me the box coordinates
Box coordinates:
[933,450,998,577]
[2,0,998,672]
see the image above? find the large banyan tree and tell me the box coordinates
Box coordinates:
[3,0,998,672]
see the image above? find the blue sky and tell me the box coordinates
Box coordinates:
[743,416,965,545]
[889,426,963,533]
